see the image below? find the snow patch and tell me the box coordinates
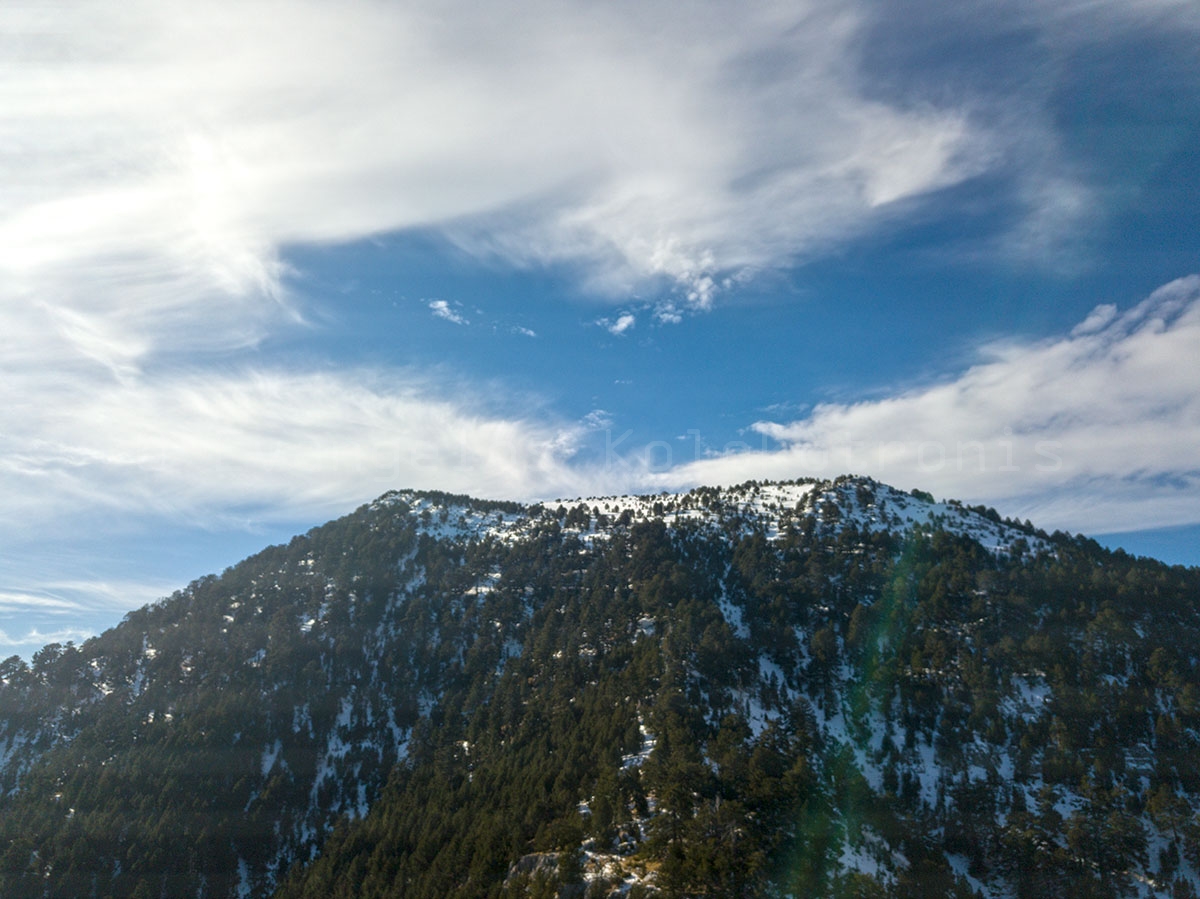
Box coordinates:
[261,739,283,777]
[622,719,657,771]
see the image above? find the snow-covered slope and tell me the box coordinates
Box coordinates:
[376,475,1047,558]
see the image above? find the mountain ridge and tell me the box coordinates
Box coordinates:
[376,475,1049,555]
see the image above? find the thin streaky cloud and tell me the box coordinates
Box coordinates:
[0,628,99,652]
[0,592,86,615]
[428,299,469,325]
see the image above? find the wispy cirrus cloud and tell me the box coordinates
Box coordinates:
[427,299,469,325]
[0,592,87,616]
[0,577,180,655]
[0,627,100,655]
[0,367,605,533]
[0,579,178,618]
[653,277,1200,535]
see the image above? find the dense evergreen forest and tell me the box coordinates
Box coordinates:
[1,477,1198,897]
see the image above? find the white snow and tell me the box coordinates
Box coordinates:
[717,582,749,639]
[261,739,283,777]
[621,719,657,771]
[370,478,1045,571]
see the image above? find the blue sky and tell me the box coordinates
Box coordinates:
[3,0,1200,658]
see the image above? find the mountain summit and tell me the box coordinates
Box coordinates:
[1,476,1198,898]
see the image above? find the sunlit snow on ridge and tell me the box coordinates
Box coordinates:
[370,476,1046,558]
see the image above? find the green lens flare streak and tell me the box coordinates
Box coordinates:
[777,538,925,897]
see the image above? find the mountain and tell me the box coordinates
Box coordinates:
[1,476,1199,898]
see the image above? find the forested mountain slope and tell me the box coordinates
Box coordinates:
[2,477,1198,898]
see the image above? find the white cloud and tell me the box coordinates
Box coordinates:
[0,577,178,619]
[653,277,1200,535]
[2,0,1188,351]
[0,0,1005,352]
[428,299,469,325]
[0,367,608,535]
[1071,303,1119,336]
[0,627,100,654]
[603,313,637,336]
[0,592,85,615]
[582,409,615,431]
